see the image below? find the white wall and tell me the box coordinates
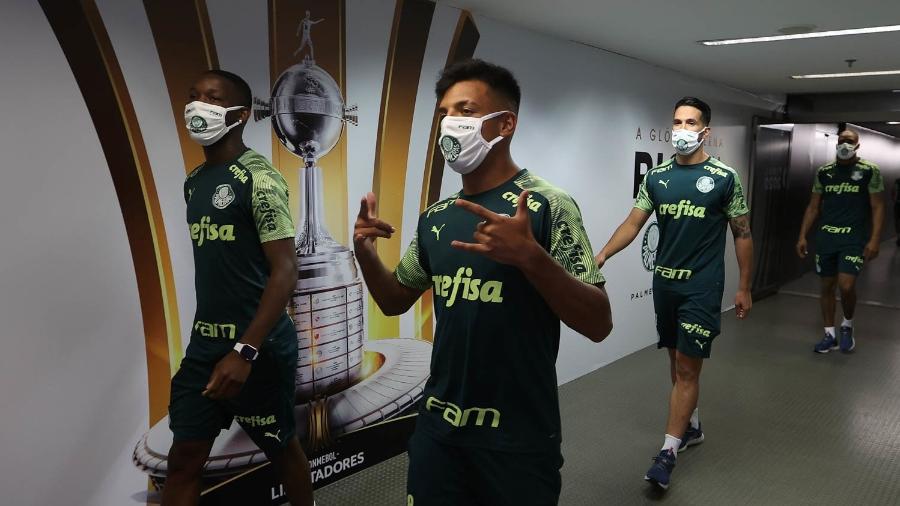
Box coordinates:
[0,3,149,505]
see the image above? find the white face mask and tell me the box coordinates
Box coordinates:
[184,101,245,146]
[672,127,707,156]
[439,111,510,175]
[836,142,858,161]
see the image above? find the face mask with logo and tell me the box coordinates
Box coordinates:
[672,127,707,156]
[438,111,510,175]
[836,142,858,161]
[184,101,245,146]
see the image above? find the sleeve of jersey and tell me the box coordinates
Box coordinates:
[869,165,885,192]
[250,171,296,243]
[395,230,432,291]
[812,172,824,194]
[633,173,654,212]
[725,172,751,219]
[549,194,606,285]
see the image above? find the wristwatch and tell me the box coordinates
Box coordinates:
[233,342,259,362]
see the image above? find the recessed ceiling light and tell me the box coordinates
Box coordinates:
[700,24,900,46]
[887,121,900,125]
[791,69,900,79]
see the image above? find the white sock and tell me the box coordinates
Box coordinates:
[842,318,853,329]
[662,434,681,453]
[690,408,700,429]
[825,326,836,337]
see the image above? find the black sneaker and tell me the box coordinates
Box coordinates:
[644,449,676,490]
[678,424,705,451]
[839,326,855,353]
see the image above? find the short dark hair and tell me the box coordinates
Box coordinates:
[435,59,521,111]
[205,69,252,107]
[674,97,711,125]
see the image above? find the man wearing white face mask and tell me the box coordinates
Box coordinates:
[797,129,885,355]
[595,97,753,490]
[353,59,612,505]
[163,70,315,506]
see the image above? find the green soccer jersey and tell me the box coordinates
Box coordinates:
[812,159,883,245]
[634,157,749,290]
[396,170,604,453]
[184,149,296,357]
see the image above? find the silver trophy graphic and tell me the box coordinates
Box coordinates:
[254,15,361,447]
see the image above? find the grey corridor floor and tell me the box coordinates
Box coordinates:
[314,240,900,506]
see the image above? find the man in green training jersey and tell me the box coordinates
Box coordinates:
[353,59,612,506]
[797,129,885,354]
[162,70,314,506]
[595,97,754,490]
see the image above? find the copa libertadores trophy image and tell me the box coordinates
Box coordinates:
[253,13,363,449]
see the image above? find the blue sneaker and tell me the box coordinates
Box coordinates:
[644,449,676,490]
[678,424,704,451]
[839,326,855,353]
[814,334,838,354]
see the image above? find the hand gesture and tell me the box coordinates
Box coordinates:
[451,190,538,267]
[353,192,395,254]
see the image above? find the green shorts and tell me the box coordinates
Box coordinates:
[406,430,563,506]
[653,284,722,359]
[168,336,298,457]
[814,242,865,277]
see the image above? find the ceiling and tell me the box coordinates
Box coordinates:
[440,0,900,95]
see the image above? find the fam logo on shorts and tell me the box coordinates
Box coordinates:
[696,176,715,194]
[212,184,235,209]
[641,221,659,272]
[439,135,462,162]
[188,115,207,133]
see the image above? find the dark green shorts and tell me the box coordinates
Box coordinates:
[814,242,865,277]
[168,337,298,457]
[653,285,722,359]
[406,430,563,506]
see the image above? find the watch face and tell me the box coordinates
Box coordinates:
[238,344,257,361]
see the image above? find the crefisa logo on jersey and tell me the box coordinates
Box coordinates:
[212,184,236,209]
[641,221,659,272]
[696,176,715,194]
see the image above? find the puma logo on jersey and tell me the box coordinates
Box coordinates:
[695,339,706,350]
[431,224,445,240]
[264,430,282,442]
[188,188,195,201]
[659,179,670,189]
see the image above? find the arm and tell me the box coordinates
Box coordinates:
[353,192,424,316]
[729,214,754,319]
[865,192,885,260]
[204,240,298,400]
[453,191,612,342]
[520,247,612,342]
[796,192,822,258]
[595,208,651,267]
